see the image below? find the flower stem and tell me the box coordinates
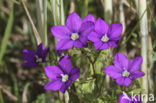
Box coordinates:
[36,0,44,43]
[91,62,99,94]
[81,49,99,94]
[0,89,4,103]
[43,0,48,47]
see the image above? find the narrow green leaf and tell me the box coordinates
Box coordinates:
[12,0,20,5]
[0,90,4,103]
[0,6,14,65]
[43,0,48,47]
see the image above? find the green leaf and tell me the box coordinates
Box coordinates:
[32,94,46,103]
[0,5,14,65]
[0,90,4,103]
[81,80,94,93]
[129,88,144,94]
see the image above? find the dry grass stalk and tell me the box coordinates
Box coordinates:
[0,85,18,102]
[21,0,42,45]
[69,0,75,13]
[138,0,149,102]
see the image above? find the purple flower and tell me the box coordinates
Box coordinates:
[104,52,144,86]
[120,93,141,103]
[51,12,95,50]
[44,55,80,93]
[23,43,49,67]
[88,18,123,50]
[83,14,96,23]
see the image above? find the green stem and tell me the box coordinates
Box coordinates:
[0,89,4,103]
[0,5,14,65]
[60,0,65,25]
[98,74,105,96]
[93,50,101,63]
[43,0,48,47]
[81,49,99,94]
[91,62,99,94]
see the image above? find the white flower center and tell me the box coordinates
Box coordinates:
[101,34,109,42]
[35,55,42,62]
[71,33,79,40]
[122,70,130,77]
[61,74,69,82]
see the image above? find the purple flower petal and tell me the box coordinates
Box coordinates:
[120,94,132,103]
[74,40,83,48]
[36,43,49,62]
[66,12,82,32]
[70,68,80,81]
[94,41,103,50]
[51,26,71,39]
[44,80,63,91]
[110,37,121,41]
[44,66,63,80]
[114,52,129,69]
[108,41,118,47]
[83,14,96,23]
[116,77,132,86]
[79,21,94,36]
[79,36,88,47]
[60,80,72,93]
[58,55,72,74]
[95,18,109,35]
[23,49,38,67]
[99,42,109,50]
[23,62,38,67]
[37,43,45,51]
[108,23,123,39]
[104,65,122,79]
[88,31,100,42]
[23,49,36,61]
[128,56,143,72]
[130,71,145,80]
[56,40,74,50]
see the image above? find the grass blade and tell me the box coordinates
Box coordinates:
[0,5,14,65]
[43,0,48,47]
[0,89,4,103]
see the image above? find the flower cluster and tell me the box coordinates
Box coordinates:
[51,12,123,50]
[22,12,145,102]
